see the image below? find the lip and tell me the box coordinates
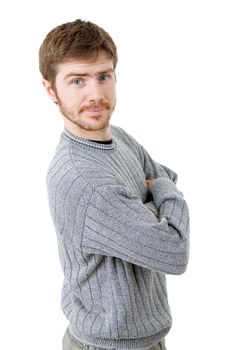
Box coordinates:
[85,109,104,115]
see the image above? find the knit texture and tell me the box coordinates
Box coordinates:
[46,125,190,349]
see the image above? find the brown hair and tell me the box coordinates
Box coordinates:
[39,19,118,87]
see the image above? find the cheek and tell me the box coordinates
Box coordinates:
[61,91,83,107]
[106,86,116,102]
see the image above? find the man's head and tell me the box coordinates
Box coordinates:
[39,19,117,88]
[39,19,118,139]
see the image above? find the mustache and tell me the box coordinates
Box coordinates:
[79,102,110,113]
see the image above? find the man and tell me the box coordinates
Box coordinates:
[39,19,190,350]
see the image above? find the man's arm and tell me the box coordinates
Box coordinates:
[80,176,190,275]
[48,160,190,275]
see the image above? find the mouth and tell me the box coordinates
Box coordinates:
[85,108,105,115]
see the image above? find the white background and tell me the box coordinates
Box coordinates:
[0,0,232,349]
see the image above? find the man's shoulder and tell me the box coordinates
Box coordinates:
[111,124,140,149]
[111,124,132,138]
[46,131,114,191]
[46,134,77,187]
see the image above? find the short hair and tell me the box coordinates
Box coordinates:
[39,19,118,86]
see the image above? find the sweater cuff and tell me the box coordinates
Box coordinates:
[149,178,179,208]
[144,200,159,217]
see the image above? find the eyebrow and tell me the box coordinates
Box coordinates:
[64,68,115,80]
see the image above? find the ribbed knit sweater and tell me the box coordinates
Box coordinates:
[46,125,190,349]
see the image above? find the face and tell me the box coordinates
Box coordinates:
[43,52,116,137]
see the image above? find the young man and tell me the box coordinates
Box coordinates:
[39,19,190,350]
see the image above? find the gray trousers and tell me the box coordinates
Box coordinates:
[62,328,167,350]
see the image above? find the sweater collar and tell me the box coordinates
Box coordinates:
[63,127,116,151]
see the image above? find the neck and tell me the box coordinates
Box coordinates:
[63,118,112,141]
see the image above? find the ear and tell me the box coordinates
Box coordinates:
[42,79,58,103]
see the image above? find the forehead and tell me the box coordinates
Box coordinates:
[56,53,114,78]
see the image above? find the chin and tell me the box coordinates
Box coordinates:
[79,118,109,131]
[87,115,111,127]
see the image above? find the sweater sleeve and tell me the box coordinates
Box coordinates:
[81,178,190,275]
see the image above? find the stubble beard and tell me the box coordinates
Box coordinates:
[56,95,116,132]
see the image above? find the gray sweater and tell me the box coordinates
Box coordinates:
[46,125,190,349]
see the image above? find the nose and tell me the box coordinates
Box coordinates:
[87,80,104,103]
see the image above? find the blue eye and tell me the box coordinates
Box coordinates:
[73,79,81,85]
[99,75,109,81]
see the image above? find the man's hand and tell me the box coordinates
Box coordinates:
[146,178,156,188]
